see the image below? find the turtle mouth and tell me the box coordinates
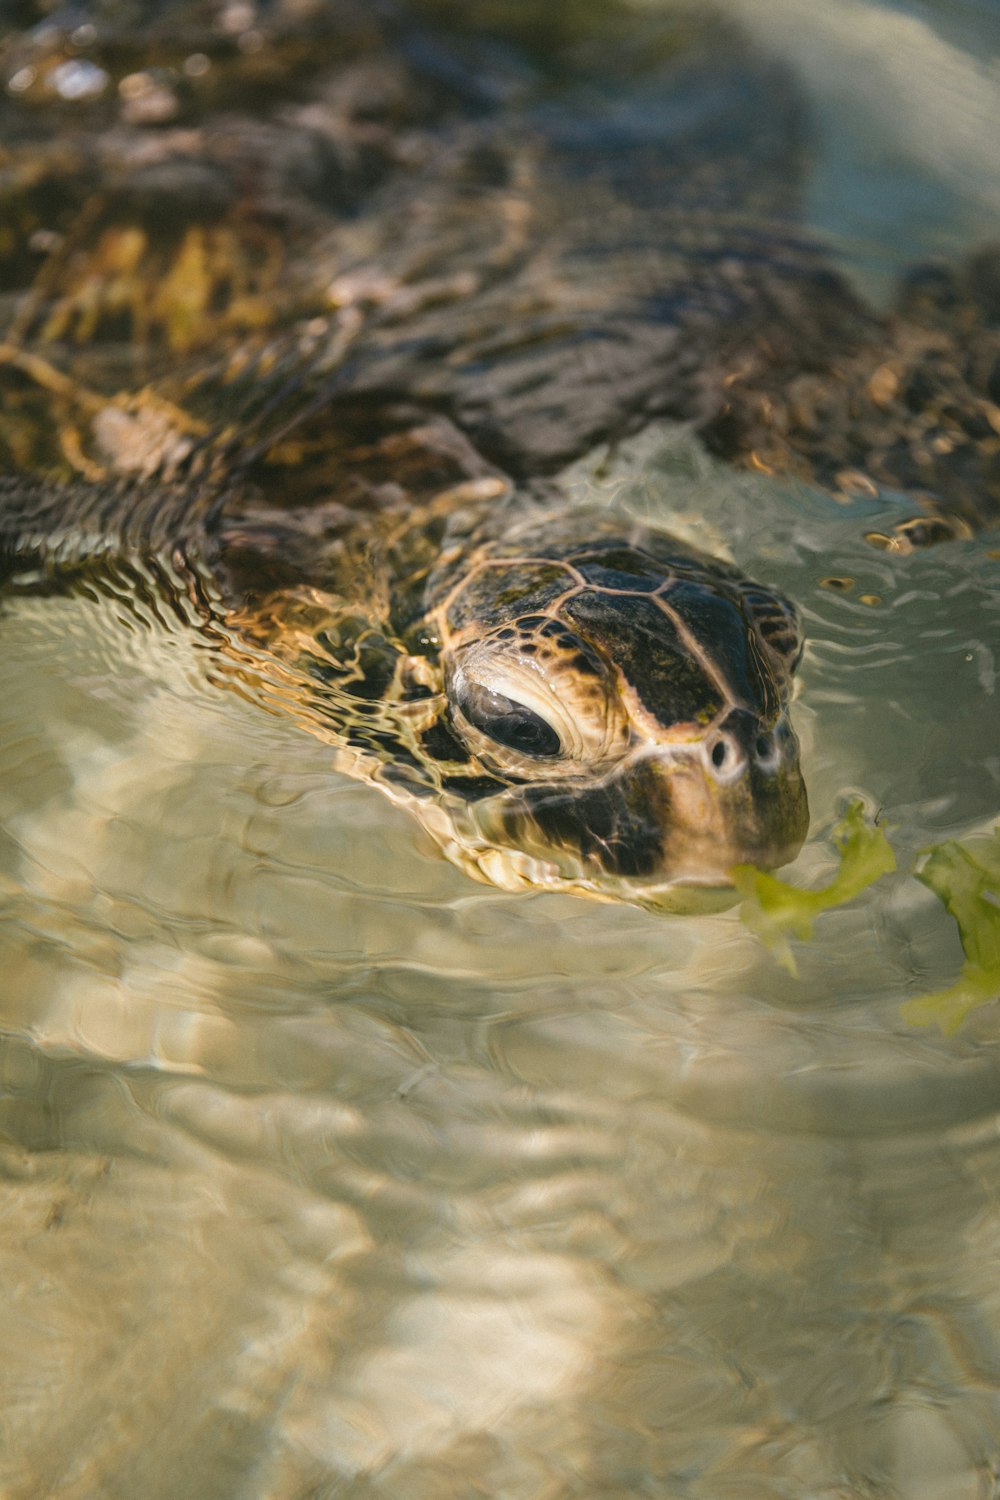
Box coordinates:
[462,725,809,899]
[435,834,784,914]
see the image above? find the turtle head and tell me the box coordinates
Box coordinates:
[425,524,808,906]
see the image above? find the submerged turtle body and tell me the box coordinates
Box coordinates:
[0,0,997,901]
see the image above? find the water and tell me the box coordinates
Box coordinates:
[2,2,1000,1497]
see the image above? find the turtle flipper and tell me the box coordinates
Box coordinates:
[0,470,229,588]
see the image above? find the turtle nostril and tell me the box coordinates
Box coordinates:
[752,729,785,774]
[706,732,746,782]
[706,711,786,783]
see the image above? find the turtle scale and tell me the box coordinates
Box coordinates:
[659,578,785,722]
[571,554,665,593]
[561,588,729,735]
[439,559,576,635]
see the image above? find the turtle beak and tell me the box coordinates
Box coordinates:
[475,709,808,890]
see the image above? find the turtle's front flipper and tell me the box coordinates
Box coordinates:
[701,245,1000,542]
[0,470,231,590]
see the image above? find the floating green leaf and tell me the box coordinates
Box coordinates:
[900,829,1000,1035]
[733,799,896,973]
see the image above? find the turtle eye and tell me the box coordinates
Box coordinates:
[454,679,562,758]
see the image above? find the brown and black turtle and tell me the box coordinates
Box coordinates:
[0,0,995,904]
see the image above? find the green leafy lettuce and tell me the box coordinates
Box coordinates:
[733,799,896,974]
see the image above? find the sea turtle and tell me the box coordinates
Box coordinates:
[0,0,996,904]
[0,405,809,908]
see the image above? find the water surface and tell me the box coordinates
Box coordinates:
[2,1,1000,1497]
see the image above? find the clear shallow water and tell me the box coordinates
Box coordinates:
[715,0,1000,296]
[2,428,999,1498]
[2,3,1000,1499]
